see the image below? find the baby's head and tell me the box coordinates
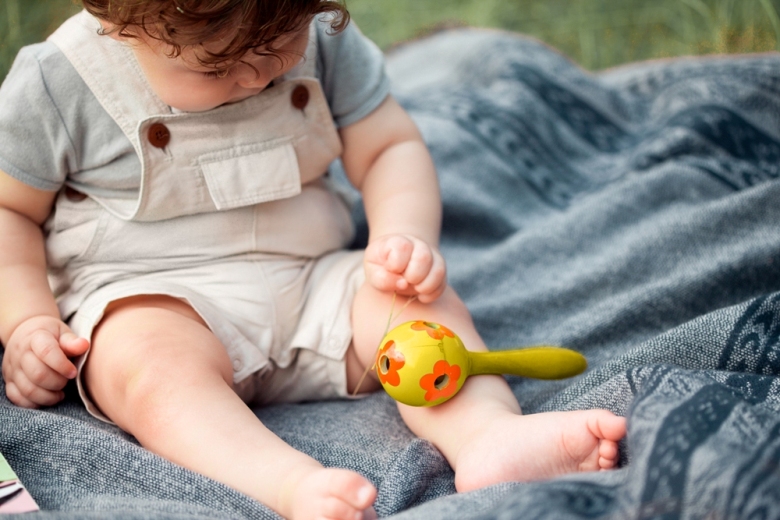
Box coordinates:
[82,0,349,111]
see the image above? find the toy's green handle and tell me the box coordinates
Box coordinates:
[468,347,587,379]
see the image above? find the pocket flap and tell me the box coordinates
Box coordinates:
[199,139,301,210]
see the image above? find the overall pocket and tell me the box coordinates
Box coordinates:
[198,138,301,211]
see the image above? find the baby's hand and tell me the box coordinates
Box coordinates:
[364,234,447,303]
[2,316,89,408]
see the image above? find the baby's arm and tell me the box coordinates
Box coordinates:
[340,96,445,303]
[0,171,89,408]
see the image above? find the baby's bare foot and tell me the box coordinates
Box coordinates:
[283,466,377,520]
[454,409,626,492]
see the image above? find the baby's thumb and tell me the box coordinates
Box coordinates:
[60,332,90,357]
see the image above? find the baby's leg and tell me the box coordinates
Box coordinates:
[83,295,375,520]
[350,285,626,492]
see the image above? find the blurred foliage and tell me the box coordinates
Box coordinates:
[1,0,81,80]
[348,0,780,67]
[2,0,780,82]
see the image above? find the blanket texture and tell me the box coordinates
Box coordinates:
[3,28,780,519]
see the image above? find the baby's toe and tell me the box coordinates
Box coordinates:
[598,440,620,469]
[327,470,376,509]
[322,496,362,520]
[588,411,627,442]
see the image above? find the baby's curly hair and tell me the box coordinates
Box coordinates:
[82,0,349,68]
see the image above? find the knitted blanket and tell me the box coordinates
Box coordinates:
[2,28,780,519]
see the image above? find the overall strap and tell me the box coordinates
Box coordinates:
[48,10,171,151]
[283,21,319,80]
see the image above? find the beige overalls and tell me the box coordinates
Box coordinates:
[46,11,366,422]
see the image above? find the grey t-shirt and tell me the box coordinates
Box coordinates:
[0,17,390,199]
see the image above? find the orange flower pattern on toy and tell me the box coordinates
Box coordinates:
[420,360,461,402]
[376,340,405,387]
[410,321,455,340]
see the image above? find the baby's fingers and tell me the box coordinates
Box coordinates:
[20,352,70,391]
[402,243,435,287]
[5,375,64,408]
[4,381,39,409]
[379,236,414,274]
[59,332,90,358]
[413,253,447,303]
[365,264,406,293]
[29,330,78,379]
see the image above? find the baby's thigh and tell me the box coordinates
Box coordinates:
[82,294,233,423]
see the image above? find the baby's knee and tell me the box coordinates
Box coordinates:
[83,332,169,414]
[83,304,232,428]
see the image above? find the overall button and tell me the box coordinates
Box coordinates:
[291,85,309,110]
[148,123,170,149]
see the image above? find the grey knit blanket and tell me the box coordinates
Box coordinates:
[3,28,780,519]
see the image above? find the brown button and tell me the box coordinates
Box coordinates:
[148,123,170,149]
[291,85,309,110]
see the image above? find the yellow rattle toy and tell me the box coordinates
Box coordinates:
[375,321,587,407]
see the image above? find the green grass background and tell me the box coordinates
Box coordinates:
[3,0,780,82]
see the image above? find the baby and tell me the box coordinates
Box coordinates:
[0,1,626,519]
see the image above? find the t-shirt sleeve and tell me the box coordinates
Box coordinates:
[316,17,391,128]
[0,43,75,191]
